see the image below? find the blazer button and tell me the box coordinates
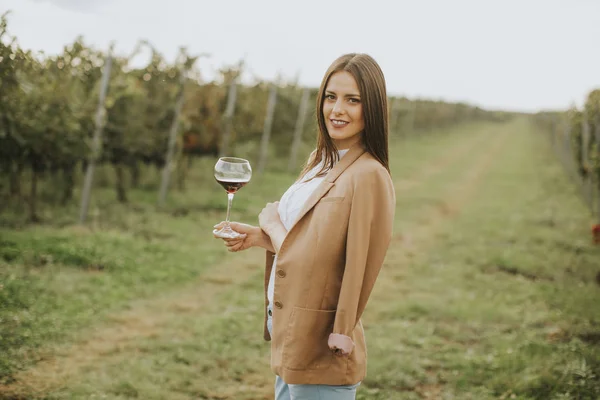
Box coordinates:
[277,270,286,278]
[274,301,283,309]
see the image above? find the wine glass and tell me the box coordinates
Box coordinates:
[213,157,252,239]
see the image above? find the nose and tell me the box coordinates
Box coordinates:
[332,99,345,115]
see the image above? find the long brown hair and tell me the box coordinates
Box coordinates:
[300,53,389,179]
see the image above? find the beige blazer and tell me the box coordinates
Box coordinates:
[263,142,396,385]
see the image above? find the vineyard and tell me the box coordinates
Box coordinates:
[0,13,510,224]
[1,10,599,400]
[535,91,600,237]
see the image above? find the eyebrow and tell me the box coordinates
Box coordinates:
[325,90,361,98]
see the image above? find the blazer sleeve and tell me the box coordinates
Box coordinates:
[328,166,396,355]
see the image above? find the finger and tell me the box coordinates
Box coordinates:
[223,235,246,243]
[228,222,250,234]
[213,221,225,229]
[333,349,345,356]
[231,242,244,251]
[225,240,242,248]
[228,242,243,252]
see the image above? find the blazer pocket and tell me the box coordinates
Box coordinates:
[319,196,345,203]
[281,307,335,371]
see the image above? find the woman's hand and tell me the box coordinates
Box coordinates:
[258,201,282,236]
[213,222,273,253]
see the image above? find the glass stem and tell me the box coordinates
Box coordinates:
[225,193,234,226]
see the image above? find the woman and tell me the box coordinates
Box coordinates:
[213,53,395,399]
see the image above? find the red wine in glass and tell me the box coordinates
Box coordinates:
[215,178,249,194]
[213,157,252,239]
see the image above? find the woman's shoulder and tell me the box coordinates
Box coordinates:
[348,152,390,180]
[334,152,393,196]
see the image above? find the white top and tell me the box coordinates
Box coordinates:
[267,149,349,307]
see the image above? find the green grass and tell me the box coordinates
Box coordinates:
[0,153,294,383]
[1,119,599,399]
[361,119,599,399]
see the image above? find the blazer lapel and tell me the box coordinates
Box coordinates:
[286,143,366,234]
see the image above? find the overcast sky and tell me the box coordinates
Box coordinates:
[1,0,599,112]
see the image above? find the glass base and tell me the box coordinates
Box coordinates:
[213,224,244,239]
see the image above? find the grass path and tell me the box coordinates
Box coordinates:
[1,122,495,398]
[2,119,599,399]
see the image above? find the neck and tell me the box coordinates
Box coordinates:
[333,135,362,151]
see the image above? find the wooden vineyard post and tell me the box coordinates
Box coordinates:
[595,119,600,224]
[79,44,113,224]
[563,118,592,210]
[158,49,188,207]
[582,110,593,211]
[257,79,278,175]
[288,87,310,173]
[219,61,243,158]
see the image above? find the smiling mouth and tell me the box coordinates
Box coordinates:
[330,119,349,127]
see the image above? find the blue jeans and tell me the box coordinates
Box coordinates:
[267,305,360,400]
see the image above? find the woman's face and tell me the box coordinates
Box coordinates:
[323,71,365,150]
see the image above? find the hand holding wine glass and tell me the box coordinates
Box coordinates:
[213,157,252,239]
[212,221,274,253]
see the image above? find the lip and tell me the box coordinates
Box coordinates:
[329,119,349,127]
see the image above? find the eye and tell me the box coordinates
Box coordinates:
[348,98,361,104]
[325,94,335,100]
